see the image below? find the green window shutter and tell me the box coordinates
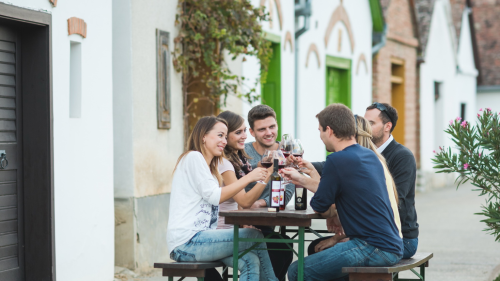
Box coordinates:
[261,41,281,138]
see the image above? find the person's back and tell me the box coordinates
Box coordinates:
[381,140,418,239]
[311,144,403,255]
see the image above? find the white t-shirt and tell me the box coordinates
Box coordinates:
[167,151,222,254]
[217,158,237,229]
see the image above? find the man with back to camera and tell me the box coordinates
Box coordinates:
[243,104,294,281]
[308,102,419,259]
[286,104,403,281]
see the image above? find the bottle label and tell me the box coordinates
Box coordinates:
[279,187,285,206]
[271,181,281,207]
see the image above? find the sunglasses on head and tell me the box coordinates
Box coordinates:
[372,102,394,125]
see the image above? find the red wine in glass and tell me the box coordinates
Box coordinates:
[261,162,273,168]
[282,151,291,158]
[292,153,303,158]
[278,164,285,169]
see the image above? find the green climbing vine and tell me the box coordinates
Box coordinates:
[173,0,273,108]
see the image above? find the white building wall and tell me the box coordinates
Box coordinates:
[8,0,115,280]
[419,0,477,188]
[477,91,500,112]
[297,0,373,162]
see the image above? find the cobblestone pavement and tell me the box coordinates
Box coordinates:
[119,183,500,281]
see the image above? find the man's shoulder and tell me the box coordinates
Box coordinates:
[385,140,416,162]
[244,142,255,153]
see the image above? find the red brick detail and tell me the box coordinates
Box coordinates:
[260,0,283,30]
[284,31,293,52]
[305,43,320,68]
[67,17,87,38]
[356,53,368,75]
[324,2,355,52]
[372,0,419,156]
[49,0,57,7]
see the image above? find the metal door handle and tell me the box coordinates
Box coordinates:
[0,150,8,169]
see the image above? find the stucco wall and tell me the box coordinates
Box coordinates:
[296,0,373,162]
[8,0,115,280]
[477,91,500,112]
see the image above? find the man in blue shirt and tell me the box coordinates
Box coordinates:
[286,104,403,281]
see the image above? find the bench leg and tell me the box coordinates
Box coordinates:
[168,277,173,281]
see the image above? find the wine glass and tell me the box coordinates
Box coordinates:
[258,150,274,184]
[280,134,293,159]
[291,139,305,170]
[274,150,291,184]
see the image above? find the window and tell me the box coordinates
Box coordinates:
[460,103,466,121]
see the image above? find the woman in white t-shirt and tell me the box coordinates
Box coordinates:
[167,116,278,281]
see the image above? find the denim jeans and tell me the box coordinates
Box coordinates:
[170,229,278,281]
[287,238,402,281]
[403,237,418,259]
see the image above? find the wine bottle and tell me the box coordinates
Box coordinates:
[269,159,281,212]
[279,180,286,211]
[295,185,307,210]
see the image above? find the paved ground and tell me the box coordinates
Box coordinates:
[118,183,500,281]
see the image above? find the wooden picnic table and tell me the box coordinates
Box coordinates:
[220,206,323,281]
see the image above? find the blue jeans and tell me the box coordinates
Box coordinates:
[403,237,418,259]
[170,229,278,281]
[287,238,402,281]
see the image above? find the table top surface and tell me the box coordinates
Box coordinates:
[220,207,323,219]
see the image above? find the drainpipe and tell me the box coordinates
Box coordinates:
[294,0,311,138]
[372,24,388,55]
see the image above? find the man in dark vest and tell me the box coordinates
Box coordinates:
[309,102,418,259]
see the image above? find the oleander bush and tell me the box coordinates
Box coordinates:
[432,108,500,242]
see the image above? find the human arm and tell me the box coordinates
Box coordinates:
[220,167,267,203]
[314,233,347,252]
[281,168,320,193]
[309,157,341,214]
[230,166,273,208]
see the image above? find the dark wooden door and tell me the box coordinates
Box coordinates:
[0,24,24,281]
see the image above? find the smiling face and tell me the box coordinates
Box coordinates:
[203,122,228,158]
[249,116,278,148]
[227,122,247,150]
[318,124,335,152]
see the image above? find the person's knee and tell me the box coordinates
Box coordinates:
[287,260,298,281]
[240,228,264,239]
[239,252,260,272]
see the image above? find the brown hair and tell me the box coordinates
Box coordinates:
[247,104,276,129]
[316,104,356,140]
[217,111,251,173]
[366,102,399,133]
[174,116,228,185]
[355,115,398,204]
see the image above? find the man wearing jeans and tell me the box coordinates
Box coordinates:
[287,104,403,281]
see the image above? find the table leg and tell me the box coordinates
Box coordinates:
[233,225,239,281]
[298,226,305,281]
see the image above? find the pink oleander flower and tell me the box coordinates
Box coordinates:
[461,120,467,128]
[486,107,491,111]
[478,153,481,157]
[477,113,481,117]
[456,117,462,121]
[464,163,469,170]
[439,146,443,150]
[480,108,483,111]
[433,150,436,153]
[449,120,454,125]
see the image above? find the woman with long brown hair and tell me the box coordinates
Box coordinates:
[167,116,278,281]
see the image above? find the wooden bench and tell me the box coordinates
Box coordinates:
[342,252,433,281]
[154,261,225,281]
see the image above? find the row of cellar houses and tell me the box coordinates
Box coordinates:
[0,0,497,280]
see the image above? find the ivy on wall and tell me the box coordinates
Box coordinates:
[173,0,273,136]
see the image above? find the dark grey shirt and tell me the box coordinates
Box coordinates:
[244,142,295,206]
